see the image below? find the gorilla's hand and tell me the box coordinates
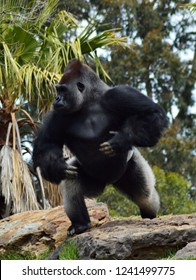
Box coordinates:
[65,164,78,179]
[38,153,78,184]
[64,156,78,179]
[99,131,132,157]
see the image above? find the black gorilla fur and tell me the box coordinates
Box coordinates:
[33,59,167,236]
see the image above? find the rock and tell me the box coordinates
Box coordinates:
[73,214,196,260]
[1,203,196,259]
[0,199,110,257]
[175,241,196,259]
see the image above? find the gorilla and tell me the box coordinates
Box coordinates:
[33,59,167,236]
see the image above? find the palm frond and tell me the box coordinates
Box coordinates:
[0,145,13,205]
[79,24,127,54]
[20,64,60,112]
[32,0,59,28]
[2,42,22,82]
[11,114,39,212]
[0,123,13,205]
[0,131,39,213]
[12,149,39,213]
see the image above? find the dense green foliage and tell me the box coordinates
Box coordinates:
[154,166,195,215]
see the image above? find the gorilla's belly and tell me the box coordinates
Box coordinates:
[79,152,128,183]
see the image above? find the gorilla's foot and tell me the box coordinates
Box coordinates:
[67,223,91,236]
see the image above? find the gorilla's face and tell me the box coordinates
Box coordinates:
[53,82,84,114]
[53,59,108,114]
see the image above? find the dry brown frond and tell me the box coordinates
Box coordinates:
[0,115,39,213]
[9,112,39,212]
[0,145,13,205]
[44,180,63,207]
[0,122,13,205]
[12,149,39,213]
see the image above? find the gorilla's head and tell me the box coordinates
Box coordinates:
[53,59,109,114]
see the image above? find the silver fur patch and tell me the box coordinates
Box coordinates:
[132,147,160,212]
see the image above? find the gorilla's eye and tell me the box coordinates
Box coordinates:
[77,82,85,92]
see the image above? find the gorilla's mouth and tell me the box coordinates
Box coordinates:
[53,99,70,110]
[53,103,65,110]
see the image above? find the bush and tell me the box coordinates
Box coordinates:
[98,166,195,217]
[154,166,196,215]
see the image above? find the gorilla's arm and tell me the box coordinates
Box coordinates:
[32,113,77,184]
[101,85,168,154]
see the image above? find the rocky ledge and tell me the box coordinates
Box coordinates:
[0,201,195,259]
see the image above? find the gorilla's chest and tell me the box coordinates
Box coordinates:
[66,104,116,141]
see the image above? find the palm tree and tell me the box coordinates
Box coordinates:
[0,0,127,217]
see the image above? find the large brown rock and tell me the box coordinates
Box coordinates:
[73,214,196,259]
[0,199,110,257]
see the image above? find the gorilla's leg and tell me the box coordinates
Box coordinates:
[60,179,91,236]
[114,148,160,219]
[60,159,105,236]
